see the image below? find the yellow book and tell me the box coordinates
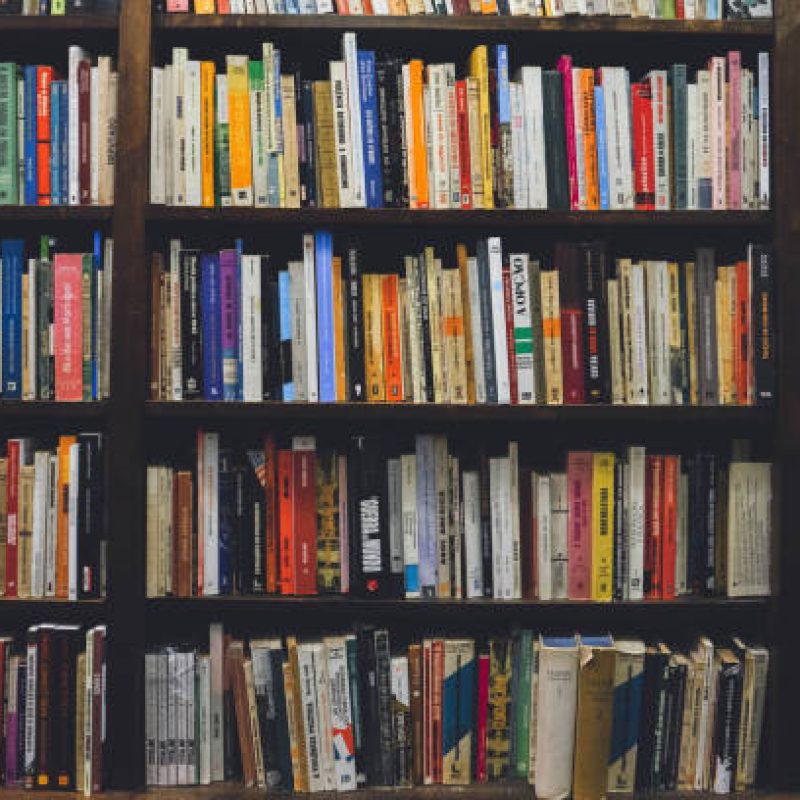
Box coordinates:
[480,0,498,14]
[312,81,339,209]
[226,55,253,207]
[667,260,682,405]
[285,637,308,793]
[332,258,347,402]
[363,273,385,402]
[591,452,614,602]
[540,269,563,405]
[408,60,429,210]
[194,0,216,11]
[715,271,731,405]
[468,46,493,209]
[17,463,34,598]
[200,61,216,208]
[685,261,698,406]
[56,435,77,598]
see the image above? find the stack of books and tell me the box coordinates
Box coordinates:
[0,433,107,599]
[149,37,770,211]
[0,49,117,206]
[150,236,774,407]
[0,625,108,795]
[1,235,113,402]
[146,623,769,795]
[146,431,772,600]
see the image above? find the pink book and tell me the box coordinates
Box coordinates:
[567,451,592,600]
[727,51,742,210]
[54,254,84,402]
[167,0,190,10]
[557,55,579,212]
[5,440,20,598]
[475,652,490,783]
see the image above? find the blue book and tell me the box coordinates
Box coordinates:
[357,51,383,210]
[50,82,61,206]
[608,640,646,792]
[285,0,300,13]
[59,83,68,205]
[495,46,511,126]
[315,230,336,403]
[235,238,244,401]
[201,254,223,400]
[594,85,610,211]
[278,270,294,402]
[23,66,37,206]
[267,50,282,209]
[92,230,101,399]
[442,641,476,781]
[1,239,24,397]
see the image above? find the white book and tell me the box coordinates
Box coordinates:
[251,51,268,208]
[68,442,80,600]
[209,623,225,782]
[401,453,420,598]
[534,636,579,800]
[329,61,353,207]
[645,260,671,405]
[607,279,624,405]
[571,69,587,209]
[163,65,174,205]
[428,65,449,210]
[536,474,552,600]
[172,48,188,206]
[615,68,635,209]
[446,64,460,209]
[626,446,646,600]
[255,0,268,10]
[45,455,57,597]
[758,53,770,209]
[179,651,193,785]
[316,0,335,13]
[185,60,202,206]
[310,643,335,792]
[196,654,211,785]
[288,260,307,401]
[68,46,90,206]
[230,0,245,10]
[402,65,416,205]
[510,83,526,209]
[324,637,357,790]
[687,82,698,209]
[244,0,256,9]
[462,471,483,599]
[31,451,47,598]
[240,255,263,401]
[150,68,166,204]
[602,69,626,209]
[629,262,649,405]
[466,256,487,404]
[433,436,450,597]
[709,57,727,209]
[26,258,36,400]
[489,456,511,600]
[509,253,535,404]
[302,234,319,402]
[487,237,511,404]
[508,442,521,600]
[202,432,219,595]
[693,636,715,790]
[145,653,158,786]
[550,473,568,600]
[520,66,547,209]
[343,33,366,207]
[24,631,37,778]
[685,0,696,16]
[609,0,631,13]
[649,70,670,210]
[697,70,711,208]
[146,467,158,598]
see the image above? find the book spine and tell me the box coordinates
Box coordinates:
[567,451,592,599]
[358,51,383,209]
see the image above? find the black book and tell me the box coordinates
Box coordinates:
[218,451,236,596]
[662,655,688,790]
[375,58,404,209]
[179,250,202,400]
[36,259,53,400]
[246,450,266,593]
[416,252,435,403]
[345,245,366,402]
[77,432,104,599]
[269,648,294,789]
[635,644,668,792]
[712,649,744,792]
[346,634,367,788]
[478,446,493,598]
[260,256,279,401]
[649,644,672,790]
[253,645,292,790]
[0,1,23,13]
[17,658,27,786]
[686,451,704,593]
[580,241,610,403]
[373,628,395,786]
[300,79,317,209]
[348,435,390,597]
[613,455,626,601]
[356,626,381,785]
[476,240,497,404]
[695,247,719,406]
[233,460,252,594]
[751,244,775,405]
[542,71,570,211]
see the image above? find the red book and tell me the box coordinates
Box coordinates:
[264,434,278,594]
[292,448,317,596]
[661,455,678,600]
[381,274,403,403]
[557,55,579,211]
[217,0,231,10]
[455,80,472,210]
[567,451,592,600]
[277,450,294,595]
[502,262,518,405]
[736,260,750,405]
[5,440,20,598]
[78,59,91,205]
[53,254,84,402]
[423,640,433,783]
[36,66,52,206]
[475,652,490,783]
[334,0,349,13]
[431,639,444,784]
[645,455,663,599]
[676,0,685,16]
[557,244,585,404]
[632,81,655,210]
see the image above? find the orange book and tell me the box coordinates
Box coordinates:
[363,274,385,402]
[409,60,429,210]
[332,258,347,402]
[226,55,253,207]
[194,0,216,11]
[456,243,476,404]
[580,68,600,211]
[480,0,497,13]
[278,450,295,595]
[264,434,278,594]
[735,259,750,405]
[55,436,76,598]
[382,274,403,403]
[200,61,216,208]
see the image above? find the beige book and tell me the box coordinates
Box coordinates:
[456,244,476,405]
[677,653,701,790]
[244,658,267,788]
[281,75,300,209]
[97,56,112,206]
[17,464,34,598]
[606,279,624,405]
[466,78,483,210]
[146,467,158,597]
[667,261,683,405]
[404,255,425,403]
[312,81,339,209]
[442,269,468,404]
[540,269,563,405]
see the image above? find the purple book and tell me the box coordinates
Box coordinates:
[219,249,240,402]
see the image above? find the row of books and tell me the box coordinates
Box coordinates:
[0,625,107,795]
[0,433,107,600]
[145,623,769,796]
[161,0,773,19]
[0,235,113,401]
[0,49,117,207]
[0,0,118,13]
[149,236,775,407]
[146,431,771,600]
[149,38,771,212]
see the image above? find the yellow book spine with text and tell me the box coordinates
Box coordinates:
[200,61,216,208]
[591,452,615,602]
[312,81,339,209]
[469,46,493,209]
[285,636,309,792]
[17,464,34,599]
[281,75,300,209]
[363,273,386,402]
[425,249,445,403]
[194,0,216,11]
[226,55,253,207]
[56,435,77,598]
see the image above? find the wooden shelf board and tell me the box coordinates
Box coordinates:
[0,401,108,420]
[146,206,772,228]
[0,205,113,221]
[0,15,117,31]
[155,14,774,37]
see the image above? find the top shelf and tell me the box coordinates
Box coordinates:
[0,15,118,31]
[154,13,774,37]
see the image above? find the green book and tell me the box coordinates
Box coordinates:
[214,76,231,208]
[51,0,66,14]
[0,64,18,206]
[661,0,677,17]
[513,629,533,779]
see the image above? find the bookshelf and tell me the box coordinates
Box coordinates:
[1,0,798,795]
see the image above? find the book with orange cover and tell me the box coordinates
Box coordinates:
[226,55,253,207]
[381,274,403,403]
[264,434,278,594]
[56,435,76,598]
[195,0,216,11]
[736,259,751,405]
[278,449,295,595]
[408,60,429,210]
[200,61,216,208]
[579,68,600,211]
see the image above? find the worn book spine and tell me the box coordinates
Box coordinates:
[487,638,511,781]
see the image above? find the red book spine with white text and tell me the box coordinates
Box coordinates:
[557,55,579,211]
[661,455,678,600]
[54,254,84,402]
[567,451,592,600]
[632,81,655,211]
[475,652,490,783]
[36,66,53,206]
[292,449,318,595]
[5,440,20,598]
[455,80,472,209]
[645,455,663,599]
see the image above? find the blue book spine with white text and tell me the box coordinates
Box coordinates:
[267,50,282,209]
[235,238,244,401]
[357,50,383,210]
[59,84,68,205]
[594,85,610,211]
[23,66,37,206]
[201,253,223,400]
[50,82,61,206]
[92,230,101,399]
[316,230,336,403]
[1,239,24,397]
[495,46,511,126]
[278,270,294,401]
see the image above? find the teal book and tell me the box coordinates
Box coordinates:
[608,640,646,793]
[513,629,533,779]
[669,65,688,210]
[442,639,475,785]
[0,64,18,205]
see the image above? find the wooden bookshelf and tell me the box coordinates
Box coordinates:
[3,0,798,795]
